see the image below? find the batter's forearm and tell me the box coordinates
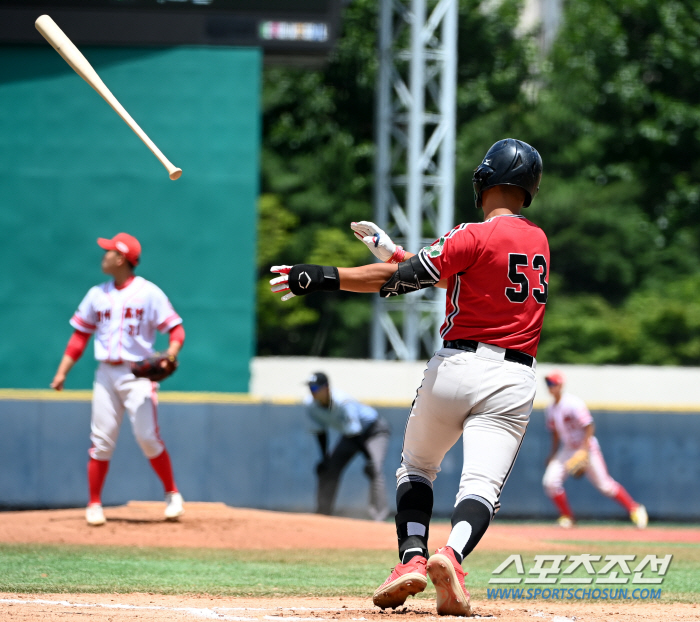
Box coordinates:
[337,264,401,292]
[271,256,442,300]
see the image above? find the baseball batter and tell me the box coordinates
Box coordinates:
[271,139,547,616]
[51,233,186,526]
[543,371,648,529]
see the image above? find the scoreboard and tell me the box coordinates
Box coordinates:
[0,0,342,58]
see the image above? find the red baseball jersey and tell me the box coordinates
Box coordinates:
[418,214,549,356]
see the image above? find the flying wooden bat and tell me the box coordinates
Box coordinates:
[35,14,182,180]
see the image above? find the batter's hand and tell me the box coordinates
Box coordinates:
[270,265,295,301]
[350,221,398,263]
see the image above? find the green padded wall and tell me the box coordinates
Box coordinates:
[0,46,261,392]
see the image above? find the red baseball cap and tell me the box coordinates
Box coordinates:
[545,371,565,386]
[97,233,141,265]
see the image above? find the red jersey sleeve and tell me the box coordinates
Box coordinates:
[64,329,91,361]
[418,224,481,281]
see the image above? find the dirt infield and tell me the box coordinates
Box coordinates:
[3,593,700,622]
[1,502,698,621]
[2,501,697,550]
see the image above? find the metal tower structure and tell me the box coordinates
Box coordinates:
[371,0,458,360]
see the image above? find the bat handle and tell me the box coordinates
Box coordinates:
[102,91,182,180]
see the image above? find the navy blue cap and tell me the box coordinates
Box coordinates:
[307,372,329,392]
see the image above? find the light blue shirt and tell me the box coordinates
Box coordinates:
[305,389,378,437]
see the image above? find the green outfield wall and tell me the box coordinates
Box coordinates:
[0,46,261,392]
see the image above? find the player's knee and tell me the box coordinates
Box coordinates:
[542,466,562,493]
[135,434,163,459]
[543,483,563,498]
[599,480,619,497]
[89,445,115,461]
[542,474,562,497]
[455,479,500,511]
[396,464,436,485]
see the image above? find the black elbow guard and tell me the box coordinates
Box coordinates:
[380,253,439,298]
[288,264,340,296]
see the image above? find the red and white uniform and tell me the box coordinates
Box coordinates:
[71,276,182,461]
[544,392,593,449]
[72,276,181,363]
[542,392,621,497]
[399,215,549,514]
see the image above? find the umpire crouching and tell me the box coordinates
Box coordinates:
[306,372,391,521]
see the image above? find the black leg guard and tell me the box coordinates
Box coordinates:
[395,479,433,562]
[448,496,493,563]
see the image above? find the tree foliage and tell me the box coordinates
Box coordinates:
[258,0,700,364]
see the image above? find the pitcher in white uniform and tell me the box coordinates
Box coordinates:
[542,370,647,529]
[51,233,186,526]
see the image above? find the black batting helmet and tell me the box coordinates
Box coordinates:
[472,138,543,208]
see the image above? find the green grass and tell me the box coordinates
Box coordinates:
[0,546,395,597]
[0,541,697,604]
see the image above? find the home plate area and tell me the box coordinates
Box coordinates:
[2,594,699,622]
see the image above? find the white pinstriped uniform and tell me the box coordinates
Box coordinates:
[542,392,620,497]
[70,276,182,461]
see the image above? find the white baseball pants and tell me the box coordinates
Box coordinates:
[89,362,165,461]
[397,344,536,513]
[543,436,620,498]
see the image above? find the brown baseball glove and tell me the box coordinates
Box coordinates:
[131,353,178,382]
[565,449,589,478]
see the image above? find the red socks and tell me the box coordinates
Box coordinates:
[613,486,638,512]
[88,451,177,504]
[552,487,637,517]
[87,458,110,505]
[149,449,178,493]
[552,491,574,518]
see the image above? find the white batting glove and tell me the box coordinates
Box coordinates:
[351,221,399,263]
[270,265,296,301]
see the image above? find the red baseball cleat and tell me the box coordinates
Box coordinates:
[426,546,472,616]
[373,555,428,609]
